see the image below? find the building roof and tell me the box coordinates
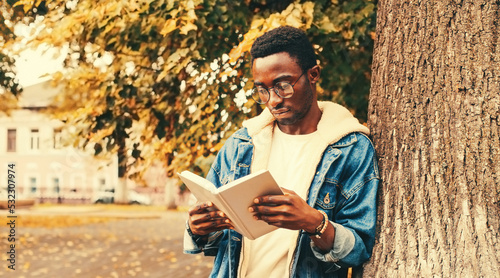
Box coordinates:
[19,80,61,108]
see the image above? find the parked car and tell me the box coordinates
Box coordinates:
[92,189,152,205]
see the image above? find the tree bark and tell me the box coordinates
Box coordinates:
[365,0,500,277]
[114,142,129,204]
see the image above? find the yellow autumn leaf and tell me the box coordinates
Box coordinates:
[274,3,315,30]
[228,2,316,64]
[302,2,315,27]
[212,141,225,152]
[179,21,198,35]
[280,2,296,17]
[320,16,343,33]
[160,19,177,36]
[90,126,115,142]
[285,14,302,28]
[186,9,198,20]
[228,28,265,63]
[128,0,140,12]
[196,146,205,156]
[51,71,64,82]
[342,29,354,40]
[12,0,33,13]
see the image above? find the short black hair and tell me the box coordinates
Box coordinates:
[250,26,317,71]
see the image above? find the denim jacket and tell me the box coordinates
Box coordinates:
[184,102,379,278]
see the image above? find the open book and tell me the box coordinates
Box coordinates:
[178,169,283,240]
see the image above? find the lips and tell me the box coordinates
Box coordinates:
[271,108,290,117]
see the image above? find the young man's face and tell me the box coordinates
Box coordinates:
[252,52,316,129]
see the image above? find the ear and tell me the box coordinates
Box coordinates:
[308,65,321,84]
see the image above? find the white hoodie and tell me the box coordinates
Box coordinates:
[239,101,370,276]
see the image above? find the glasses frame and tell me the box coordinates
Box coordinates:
[251,71,306,104]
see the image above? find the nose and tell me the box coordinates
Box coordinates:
[267,88,283,107]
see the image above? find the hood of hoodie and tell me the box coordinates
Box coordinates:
[242,101,369,174]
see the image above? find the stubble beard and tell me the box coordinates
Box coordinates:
[276,85,314,126]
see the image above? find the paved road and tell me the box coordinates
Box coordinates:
[0,206,214,278]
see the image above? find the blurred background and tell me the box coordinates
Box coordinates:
[1,0,376,277]
[0,204,212,277]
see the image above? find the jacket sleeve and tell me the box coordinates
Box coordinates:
[183,132,241,256]
[183,222,225,256]
[310,135,379,268]
[310,178,379,267]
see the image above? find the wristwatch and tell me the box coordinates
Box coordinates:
[304,210,329,238]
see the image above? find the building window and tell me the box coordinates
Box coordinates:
[53,177,60,193]
[7,129,16,152]
[30,177,37,193]
[30,129,40,150]
[99,178,106,189]
[53,128,62,149]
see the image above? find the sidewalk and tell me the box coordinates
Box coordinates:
[0,204,214,278]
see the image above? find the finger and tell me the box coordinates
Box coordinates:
[188,202,208,215]
[249,203,282,214]
[253,194,293,206]
[193,217,234,234]
[191,210,225,224]
[253,213,283,225]
[206,212,233,229]
[189,201,216,215]
[250,202,303,222]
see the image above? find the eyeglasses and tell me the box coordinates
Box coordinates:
[251,72,306,104]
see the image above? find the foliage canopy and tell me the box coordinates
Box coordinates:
[0,0,28,112]
[10,0,376,180]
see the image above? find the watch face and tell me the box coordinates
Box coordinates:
[315,222,323,233]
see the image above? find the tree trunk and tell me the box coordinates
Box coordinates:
[114,143,129,204]
[164,176,177,210]
[365,0,500,277]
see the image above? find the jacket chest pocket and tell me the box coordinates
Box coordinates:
[314,180,338,210]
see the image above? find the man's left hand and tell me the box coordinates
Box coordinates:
[249,188,323,233]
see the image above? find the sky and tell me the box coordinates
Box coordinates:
[13,18,66,87]
[15,46,66,87]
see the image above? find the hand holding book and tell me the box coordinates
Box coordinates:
[178,169,283,240]
[187,201,234,237]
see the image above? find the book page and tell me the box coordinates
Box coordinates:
[177,171,216,204]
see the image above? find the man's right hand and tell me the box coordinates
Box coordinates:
[188,201,234,236]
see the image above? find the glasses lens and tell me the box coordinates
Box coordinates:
[276,82,294,98]
[251,87,269,104]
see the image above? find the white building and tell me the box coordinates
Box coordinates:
[0,81,118,204]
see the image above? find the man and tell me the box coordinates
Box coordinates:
[184,26,379,278]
